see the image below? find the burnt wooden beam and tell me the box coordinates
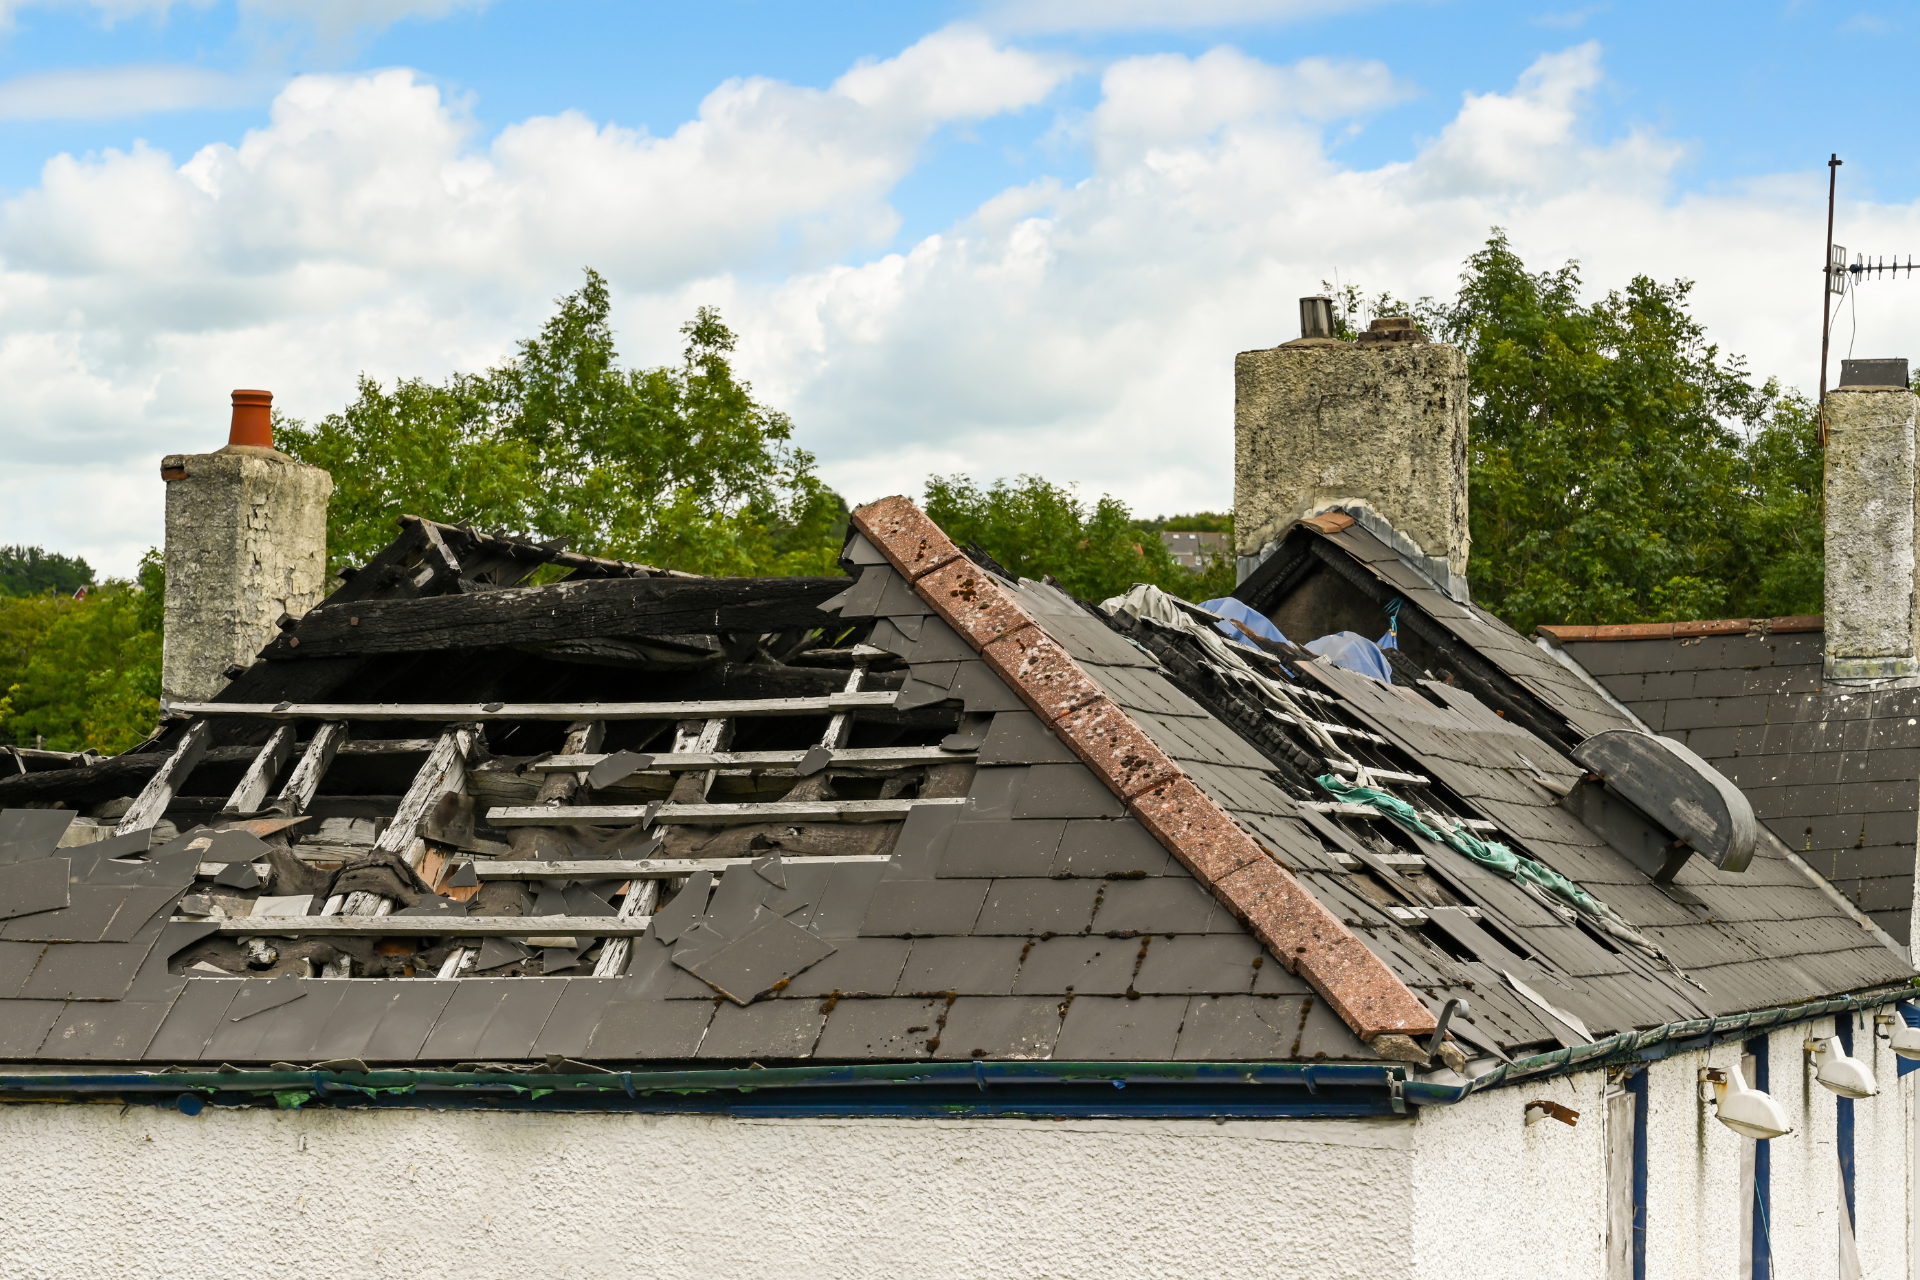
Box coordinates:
[259,575,852,660]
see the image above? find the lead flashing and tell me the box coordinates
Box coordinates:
[850,495,1438,1042]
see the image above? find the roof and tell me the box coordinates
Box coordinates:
[1541,616,1920,946]
[0,506,1904,1084]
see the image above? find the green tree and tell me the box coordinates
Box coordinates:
[277,270,845,579]
[0,545,93,598]
[0,550,162,754]
[1378,232,1820,635]
[924,475,1236,603]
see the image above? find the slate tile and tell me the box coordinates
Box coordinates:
[978,711,1079,766]
[1131,934,1264,995]
[472,980,570,1059]
[803,861,887,940]
[1250,953,1310,994]
[973,879,1102,935]
[895,936,1027,995]
[0,941,45,998]
[951,661,1027,713]
[585,997,714,1059]
[39,999,176,1061]
[21,935,158,1001]
[773,938,911,998]
[1295,997,1379,1060]
[1172,994,1317,1061]
[859,879,989,936]
[1,885,136,943]
[0,858,67,921]
[0,811,75,866]
[696,999,827,1059]
[417,982,513,1061]
[939,819,1066,878]
[145,978,243,1060]
[302,980,406,1062]
[682,911,837,1005]
[931,997,1064,1059]
[813,996,945,1059]
[962,767,1028,820]
[248,982,354,1063]
[1091,877,1217,934]
[1050,818,1176,877]
[533,979,624,1058]
[0,998,61,1057]
[1011,763,1125,820]
[362,981,459,1062]
[881,805,961,880]
[1011,935,1142,995]
[1051,995,1188,1060]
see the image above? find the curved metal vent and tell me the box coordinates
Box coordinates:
[1571,730,1757,874]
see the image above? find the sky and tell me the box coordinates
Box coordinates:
[5,0,1920,577]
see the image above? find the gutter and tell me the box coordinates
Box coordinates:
[1405,983,1918,1107]
[1,985,1909,1119]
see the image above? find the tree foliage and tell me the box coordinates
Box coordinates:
[0,550,162,754]
[0,545,93,598]
[1334,233,1822,635]
[924,475,1237,603]
[277,270,846,579]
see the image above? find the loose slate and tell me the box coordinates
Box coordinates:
[588,751,653,790]
[0,857,69,920]
[392,894,469,917]
[0,810,76,866]
[212,861,261,890]
[198,829,272,865]
[679,908,837,1005]
[446,861,480,888]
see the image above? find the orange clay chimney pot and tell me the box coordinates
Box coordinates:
[229,389,273,448]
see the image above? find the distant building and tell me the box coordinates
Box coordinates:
[1160,529,1225,569]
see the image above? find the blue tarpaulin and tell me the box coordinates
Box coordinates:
[1305,631,1394,683]
[1198,598,1289,649]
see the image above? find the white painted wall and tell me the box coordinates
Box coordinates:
[0,1033,1912,1280]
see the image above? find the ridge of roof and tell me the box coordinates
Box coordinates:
[1539,616,1824,644]
[850,496,1438,1044]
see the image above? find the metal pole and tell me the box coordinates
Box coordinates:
[1820,153,1843,445]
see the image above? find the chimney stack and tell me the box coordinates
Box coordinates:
[159,390,333,704]
[1234,304,1470,596]
[1824,359,1920,680]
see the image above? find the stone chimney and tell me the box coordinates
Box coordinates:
[1234,305,1471,597]
[159,390,333,705]
[1824,359,1920,680]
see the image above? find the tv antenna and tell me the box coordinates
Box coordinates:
[1821,153,1920,443]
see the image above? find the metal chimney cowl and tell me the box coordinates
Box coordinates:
[158,389,334,704]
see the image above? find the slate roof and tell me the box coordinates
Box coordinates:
[0,505,1904,1074]
[1541,618,1920,945]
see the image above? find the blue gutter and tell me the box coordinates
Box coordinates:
[0,1061,1415,1120]
[1,986,1909,1118]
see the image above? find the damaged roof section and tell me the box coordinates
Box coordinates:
[0,503,1904,1075]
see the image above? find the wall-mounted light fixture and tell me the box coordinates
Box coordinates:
[1701,1064,1792,1140]
[1883,1006,1920,1060]
[1808,1036,1878,1098]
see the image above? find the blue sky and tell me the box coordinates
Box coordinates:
[3,0,1918,574]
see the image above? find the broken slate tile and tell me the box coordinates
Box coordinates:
[212,861,261,890]
[360,981,459,1062]
[0,810,75,866]
[475,937,533,972]
[648,870,714,945]
[98,886,187,943]
[880,804,961,880]
[588,750,653,791]
[534,978,623,1058]
[472,980,568,1058]
[226,975,310,1022]
[681,908,837,1005]
[951,661,1027,713]
[198,829,271,865]
[561,883,616,917]
[0,857,68,920]
[446,860,480,889]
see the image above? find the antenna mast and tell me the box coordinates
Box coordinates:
[1820,153,1842,446]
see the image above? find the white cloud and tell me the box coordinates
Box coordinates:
[983,0,1389,33]
[0,0,485,36]
[3,30,1917,581]
[0,64,259,119]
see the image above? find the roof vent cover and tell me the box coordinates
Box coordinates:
[1571,730,1757,873]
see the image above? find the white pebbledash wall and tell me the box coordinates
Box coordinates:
[0,1022,1911,1280]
